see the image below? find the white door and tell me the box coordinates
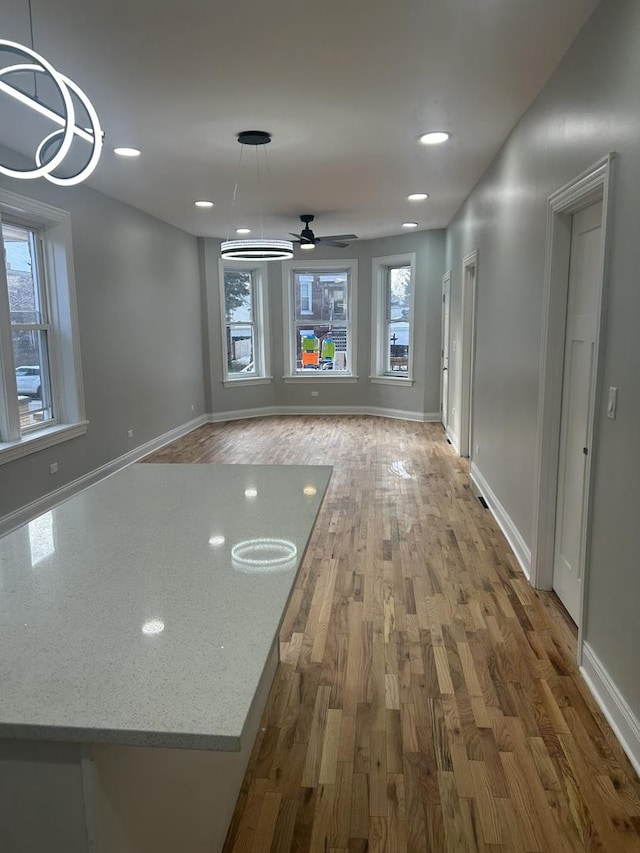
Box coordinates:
[441,273,451,428]
[553,200,603,624]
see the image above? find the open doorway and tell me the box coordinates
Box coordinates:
[531,155,612,646]
[441,270,451,431]
[459,251,478,459]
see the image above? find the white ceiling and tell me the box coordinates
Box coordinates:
[0,0,599,240]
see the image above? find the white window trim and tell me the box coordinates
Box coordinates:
[0,190,87,466]
[370,253,416,385]
[282,258,358,381]
[218,259,271,386]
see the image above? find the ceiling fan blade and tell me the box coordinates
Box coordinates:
[289,233,303,239]
[317,234,358,242]
[320,240,349,248]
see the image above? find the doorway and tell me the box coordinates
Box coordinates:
[531,155,612,645]
[441,271,451,431]
[459,251,478,459]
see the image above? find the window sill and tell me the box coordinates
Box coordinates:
[369,375,414,386]
[283,374,359,384]
[223,376,273,388]
[0,420,88,466]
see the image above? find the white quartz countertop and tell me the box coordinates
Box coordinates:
[0,463,331,750]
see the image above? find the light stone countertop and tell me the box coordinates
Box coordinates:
[0,463,331,750]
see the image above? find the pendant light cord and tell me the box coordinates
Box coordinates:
[27,0,39,101]
[229,142,245,239]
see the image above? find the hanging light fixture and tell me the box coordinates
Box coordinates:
[220,131,293,262]
[0,12,103,187]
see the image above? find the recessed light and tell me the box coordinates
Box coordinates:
[209,535,225,546]
[236,227,251,234]
[113,147,141,157]
[142,619,164,635]
[244,487,258,498]
[194,200,214,208]
[407,193,429,201]
[418,131,450,146]
[402,222,419,228]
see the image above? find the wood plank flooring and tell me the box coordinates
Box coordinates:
[145,416,640,852]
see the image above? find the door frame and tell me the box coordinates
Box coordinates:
[459,250,478,458]
[441,270,451,430]
[530,154,614,656]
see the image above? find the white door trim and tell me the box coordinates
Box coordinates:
[441,269,451,429]
[459,250,478,458]
[530,154,614,659]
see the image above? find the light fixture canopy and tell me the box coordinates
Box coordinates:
[221,239,293,260]
[418,131,450,145]
[0,39,103,186]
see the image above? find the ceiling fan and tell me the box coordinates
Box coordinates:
[289,215,358,250]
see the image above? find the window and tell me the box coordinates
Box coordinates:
[0,190,86,464]
[4,222,54,431]
[282,259,358,380]
[371,253,416,383]
[219,261,270,384]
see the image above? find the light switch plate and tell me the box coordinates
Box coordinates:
[607,386,618,419]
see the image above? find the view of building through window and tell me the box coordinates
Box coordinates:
[223,269,256,375]
[3,222,54,432]
[293,270,349,372]
[385,265,411,373]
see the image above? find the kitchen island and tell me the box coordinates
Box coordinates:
[0,462,331,852]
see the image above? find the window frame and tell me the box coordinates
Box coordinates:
[370,253,416,385]
[282,258,358,383]
[4,221,57,433]
[218,259,271,387]
[0,190,87,466]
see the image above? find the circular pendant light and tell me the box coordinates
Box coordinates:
[221,239,293,260]
[220,131,292,262]
[0,40,103,186]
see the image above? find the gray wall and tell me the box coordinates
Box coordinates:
[0,167,205,518]
[203,230,446,416]
[446,0,640,718]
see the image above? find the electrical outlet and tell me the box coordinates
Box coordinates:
[49,462,58,475]
[475,444,480,455]
[190,404,195,412]
[127,429,134,439]
[311,391,319,397]
[607,386,618,419]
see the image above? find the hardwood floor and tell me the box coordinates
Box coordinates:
[145,416,640,852]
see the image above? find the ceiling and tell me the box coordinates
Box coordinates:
[0,0,599,241]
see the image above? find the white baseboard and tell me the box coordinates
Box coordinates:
[0,415,208,538]
[581,643,640,777]
[469,461,532,580]
[445,425,459,452]
[209,406,441,423]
